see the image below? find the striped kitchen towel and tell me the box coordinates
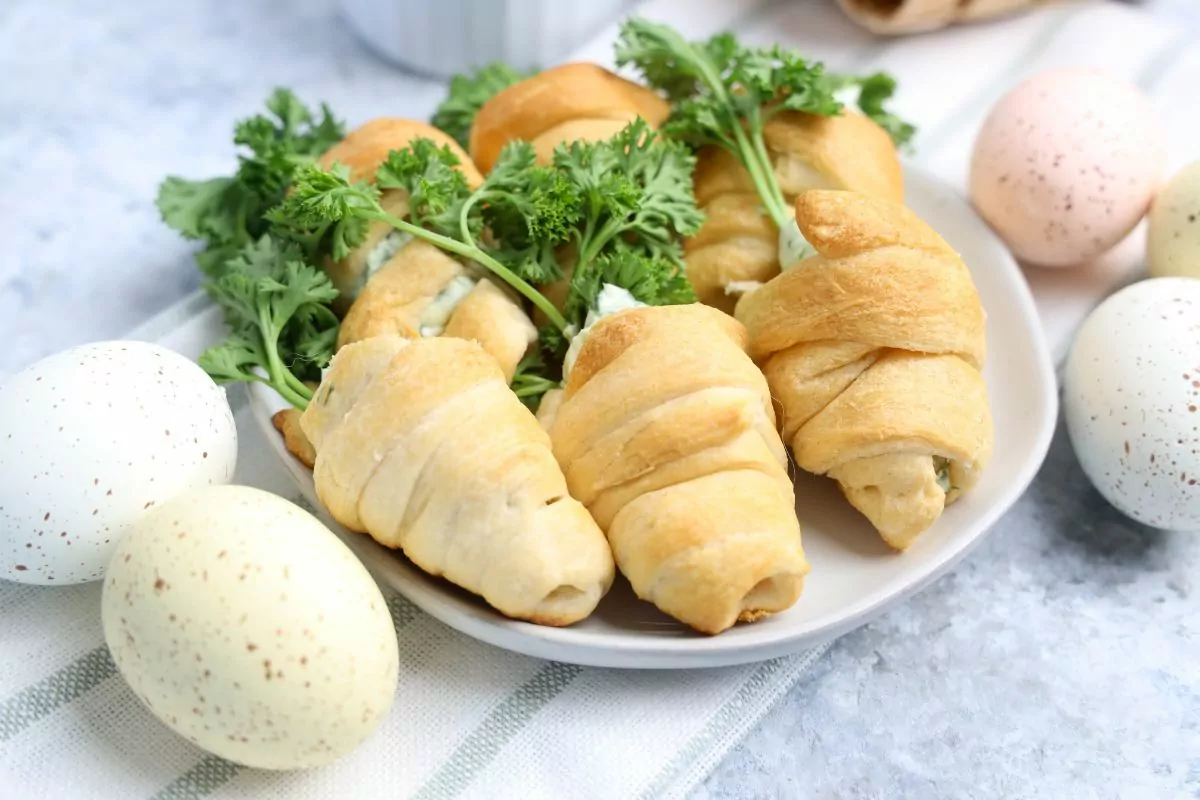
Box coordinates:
[0,0,1192,798]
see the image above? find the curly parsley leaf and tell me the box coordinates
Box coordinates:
[616,20,912,230]
[198,236,340,410]
[555,118,703,273]
[156,88,345,277]
[274,157,569,330]
[830,71,915,150]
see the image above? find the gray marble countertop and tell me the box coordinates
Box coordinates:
[2,1,1197,798]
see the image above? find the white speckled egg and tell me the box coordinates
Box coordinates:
[970,68,1166,267]
[0,341,237,585]
[1148,161,1200,279]
[102,485,399,769]
[1064,278,1200,530]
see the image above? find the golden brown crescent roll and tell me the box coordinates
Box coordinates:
[548,304,808,635]
[301,335,615,626]
[336,238,536,382]
[735,190,993,550]
[317,118,483,309]
[320,118,537,380]
[686,110,903,313]
[837,0,1038,35]
[469,63,670,174]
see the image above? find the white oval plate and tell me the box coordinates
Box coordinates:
[250,166,1058,669]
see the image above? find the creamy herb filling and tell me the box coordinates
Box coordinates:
[933,456,954,494]
[563,284,646,378]
[418,275,477,337]
[358,230,414,293]
[777,217,814,270]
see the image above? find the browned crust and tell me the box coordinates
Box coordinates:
[469,63,670,173]
[319,117,484,188]
[272,408,316,469]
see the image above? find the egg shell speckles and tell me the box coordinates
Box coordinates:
[970,68,1166,268]
[1064,278,1200,531]
[102,485,399,770]
[1148,161,1200,280]
[0,341,237,585]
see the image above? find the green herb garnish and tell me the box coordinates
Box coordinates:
[157,89,345,277]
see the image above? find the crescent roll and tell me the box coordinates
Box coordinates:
[837,0,1038,35]
[469,62,671,174]
[548,304,808,635]
[686,110,903,313]
[317,118,484,308]
[300,335,615,626]
[735,190,994,550]
[337,237,535,382]
[320,118,536,380]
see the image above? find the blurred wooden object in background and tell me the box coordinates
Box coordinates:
[836,0,1055,34]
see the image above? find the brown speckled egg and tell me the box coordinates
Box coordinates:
[101,485,399,769]
[970,68,1166,268]
[0,341,237,585]
[1064,278,1200,531]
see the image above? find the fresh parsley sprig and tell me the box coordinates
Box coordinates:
[615,19,913,232]
[555,118,704,274]
[825,72,915,148]
[197,236,339,410]
[157,89,345,277]
[431,63,534,149]
[269,141,571,331]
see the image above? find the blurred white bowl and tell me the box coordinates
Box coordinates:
[340,0,636,78]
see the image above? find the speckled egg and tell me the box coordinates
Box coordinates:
[1064,278,1200,531]
[0,341,237,585]
[970,68,1167,267]
[1148,161,1200,279]
[102,484,399,769]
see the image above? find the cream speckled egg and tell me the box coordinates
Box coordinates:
[102,485,399,769]
[1148,161,1200,279]
[1064,278,1200,531]
[0,341,237,585]
[970,68,1166,267]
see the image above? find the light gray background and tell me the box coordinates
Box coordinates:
[1,1,1197,798]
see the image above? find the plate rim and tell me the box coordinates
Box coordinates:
[248,164,1060,669]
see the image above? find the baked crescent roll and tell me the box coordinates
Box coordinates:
[300,335,615,626]
[336,237,536,382]
[317,118,483,309]
[686,110,903,313]
[548,304,808,635]
[469,62,670,174]
[735,190,993,550]
[837,0,1038,35]
[320,119,537,380]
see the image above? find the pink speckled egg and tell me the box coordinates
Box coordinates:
[970,68,1167,267]
[1064,278,1200,531]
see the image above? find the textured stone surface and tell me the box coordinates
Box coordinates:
[1,1,1197,797]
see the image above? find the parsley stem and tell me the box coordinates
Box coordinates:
[371,210,570,332]
[281,368,314,402]
[672,30,790,229]
[272,377,312,411]
[512,378,557,398]
[746,112,790,228]
[257,307,313,410]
